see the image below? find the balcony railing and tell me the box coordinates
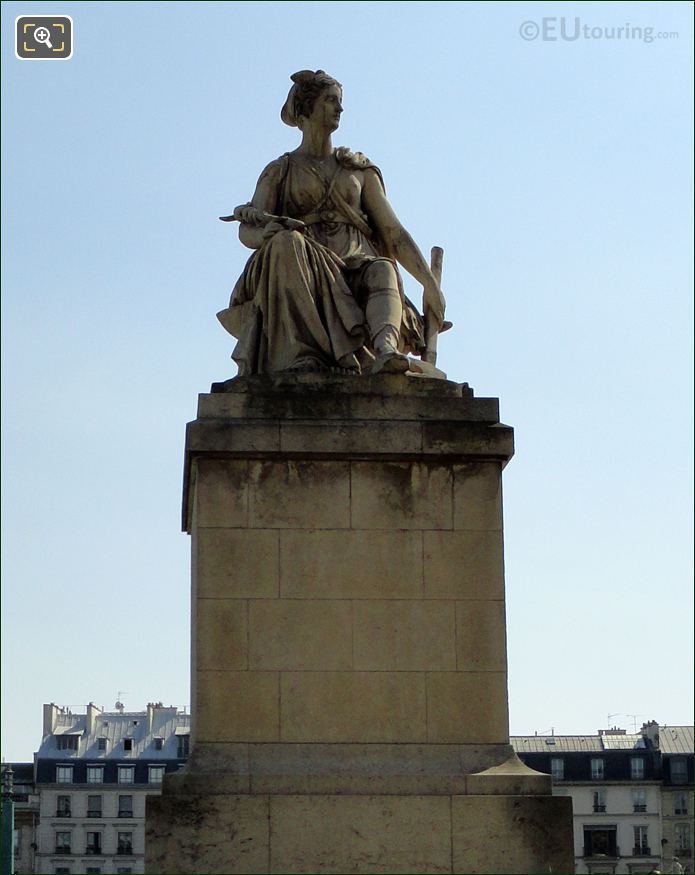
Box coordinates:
[118,810,133,818]
[583,846,620,858]
[55,847,72,855]
[87,810,102,818]
[85,847,102,855]
[633,846,651,856]
[633,804,647,812]
[117,847,133,856]
[593,804,606,812]
[55,810,71,818]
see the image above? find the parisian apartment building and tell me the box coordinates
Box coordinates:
[512,723,694,875]
[5,700,190,875]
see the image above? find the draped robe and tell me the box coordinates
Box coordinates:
[218,148,425,375]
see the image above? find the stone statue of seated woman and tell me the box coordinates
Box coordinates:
[218,69,449,377]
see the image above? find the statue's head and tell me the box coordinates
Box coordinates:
[281,70,343,131]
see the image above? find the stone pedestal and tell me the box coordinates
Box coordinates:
[146,374,573,874]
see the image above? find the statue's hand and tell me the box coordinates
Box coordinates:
[233,204,263,225]
[423,279,446,328]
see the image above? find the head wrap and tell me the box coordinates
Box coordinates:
[281,69,342,127]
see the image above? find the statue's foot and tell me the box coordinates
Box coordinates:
[286,356,328,373]
[370,351,410,375]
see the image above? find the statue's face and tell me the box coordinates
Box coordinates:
[307,84,343,133]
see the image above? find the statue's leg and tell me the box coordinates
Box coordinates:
[363,261,409,374]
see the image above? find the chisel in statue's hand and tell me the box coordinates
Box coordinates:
[219,204,305,232]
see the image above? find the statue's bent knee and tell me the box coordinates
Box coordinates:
[364,259,398,292]
[268,228,305,253]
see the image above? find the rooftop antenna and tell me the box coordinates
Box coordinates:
[115,692,128,713]
[627,714,645,733]
[606,713,619,726]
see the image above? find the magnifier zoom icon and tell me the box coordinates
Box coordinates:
[34,26,53,49]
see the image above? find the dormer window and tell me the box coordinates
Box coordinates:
[154,737,163,751]
[97,737,107,752]
[123,738,133,752]
[56,735,79,751]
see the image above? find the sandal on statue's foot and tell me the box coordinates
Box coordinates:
[370,352,410,375]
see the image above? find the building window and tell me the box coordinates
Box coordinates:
[86,766,104,784]
[633,825,650,856]
[55,831,72,854]
[97,737,107,752]
[56,766,73,784]
[550,757,564,782]
[632,789,647,812]
[85,832,102,855]
[177,734,190,758]
[630,757,645,780]
[674,792,689,815]
[56,795,71,817]
[117,766,135,784]
[123,738,133,752]
[154,737,163,751]
[671,758,688,784]
[117,832,133,855]
[118,795,133,818]
[56,735,79,752]
[590,758,605,780]
[675,823,692,854]
[148,766,165,785]
[593,789,606,812]
[583,826,617,858]
[87,795,102,818]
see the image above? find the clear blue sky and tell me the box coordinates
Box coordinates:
[2,1,693,760]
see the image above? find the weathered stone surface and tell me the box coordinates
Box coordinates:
[249,600,352,670]
[353,601,456,670]
[426,672,509,743]
[280,529,423,599]
[146,791,573,874]
[423,530,505,599]
[193,458,249,528]
[350,461,453,530]
[456,600,507,671]
[196,671,279,742]
[146,794,269,874]
[281,672,427,743]
[198,377,497,423]
[248,460,350,529]
[453,462,503,531]
[269,795,452,874]
[195,529,279,599]
[280,420,422,455]
[196,599,247,670]
[451,795,575,874]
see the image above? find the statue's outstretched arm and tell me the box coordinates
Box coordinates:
[362,170,446,326]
